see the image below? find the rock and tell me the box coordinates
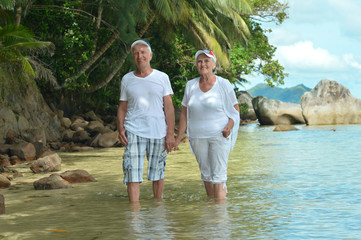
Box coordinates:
[9,142,36,161]
[0,174,11,188]
[5,130,16,144]
[70,146,94,152]
[30,153,62,173]
[72,129,90,143]
[0,155,10,167]
[85,121,105,136]
[98,131,120,148]
[273,125,299,131]
[238,91,257,120]
[301,79,361,125]
[70,118,89,131]
[252,96,305,125]
[33,142,52,159]
[84,111,104,124]
[33,174,72,190]
[21,128,46,145]
[0,194,4,214]
[60,170,96,183]
[10,155,22,165]
[0,107,17,145]
[0,80,62,144]
[62,117,72,129]
[0,144,11,155]
[62,129,75,142]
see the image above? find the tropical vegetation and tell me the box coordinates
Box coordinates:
[0,0,289,114]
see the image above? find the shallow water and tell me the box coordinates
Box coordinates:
[1,124,361,239]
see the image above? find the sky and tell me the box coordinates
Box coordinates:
[243,0,361,99]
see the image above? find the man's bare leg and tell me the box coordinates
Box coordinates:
[127,182,140,202]
[153,179,164,199]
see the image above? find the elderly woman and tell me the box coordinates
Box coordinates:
[174,49,240,200]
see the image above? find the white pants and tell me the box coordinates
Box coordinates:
[189,136,232,183]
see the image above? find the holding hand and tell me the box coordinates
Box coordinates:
[118,128,128,146]
[165,133,175,153]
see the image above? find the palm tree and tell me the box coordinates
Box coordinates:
[84,0,252,93]
[0,0,14,10]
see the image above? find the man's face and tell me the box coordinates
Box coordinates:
[132,44,152,68]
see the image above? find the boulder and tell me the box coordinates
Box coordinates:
[0,144,11,155]
[62,117,72,129]
[238,91,257,120]
[9,142,36,161]
[30,153,62,173]
[301,79,361,125]
[10,155,21,165]
[60,170,96,183]
[33,174,72,190]
[69,146,94,152]
[72,129,90,143]
[5,130,16,144]
[70,118,89,131]
[62,129,75,142]
[0,174,11,188]
[273,125,299,131]
[252,96,305,125]
[21,128,46,145]
[0,154,10,167]
[0,107,17,144]
[98,131,120,148]
[33,142,52,159]
[85,121,105,136]
[84,111,104,124]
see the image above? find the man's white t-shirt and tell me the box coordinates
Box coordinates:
[182,76,238,138]
[120,69,173,139]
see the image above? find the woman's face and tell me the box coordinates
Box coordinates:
[196,54,216,75]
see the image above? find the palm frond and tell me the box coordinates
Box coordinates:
[27,57,58,87]
[0,0,15,10]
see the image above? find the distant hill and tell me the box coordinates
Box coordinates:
[246,83,312,103]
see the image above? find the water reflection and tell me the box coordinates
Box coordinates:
[1,124,361,239]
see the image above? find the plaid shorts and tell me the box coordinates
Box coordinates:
[122,131,167,185]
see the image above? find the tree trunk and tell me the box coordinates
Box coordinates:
[65,30,120,83]
[92,2,103,56]
[15,6,22,26]
[85,13,156,93]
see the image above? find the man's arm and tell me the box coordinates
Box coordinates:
[163,95,175,152]
[174,106,187,150]
[117,101,128,146]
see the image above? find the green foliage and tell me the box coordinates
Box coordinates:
[24,0,97,90]
[0,23,50,103]
[251,0,289,24]
[2,0,289,114]
[147,25,198,107]
[229,20,288,87]
[248,83,311,103]
[239,102,249,115]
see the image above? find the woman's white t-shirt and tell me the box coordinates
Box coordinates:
[181,76,238,138]
[120,69,173,139]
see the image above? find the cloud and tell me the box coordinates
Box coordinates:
[267,28,301,46]
[275,41,344,71]
[343,54,361,71]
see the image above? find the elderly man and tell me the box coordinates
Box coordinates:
[117,39,175,202]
